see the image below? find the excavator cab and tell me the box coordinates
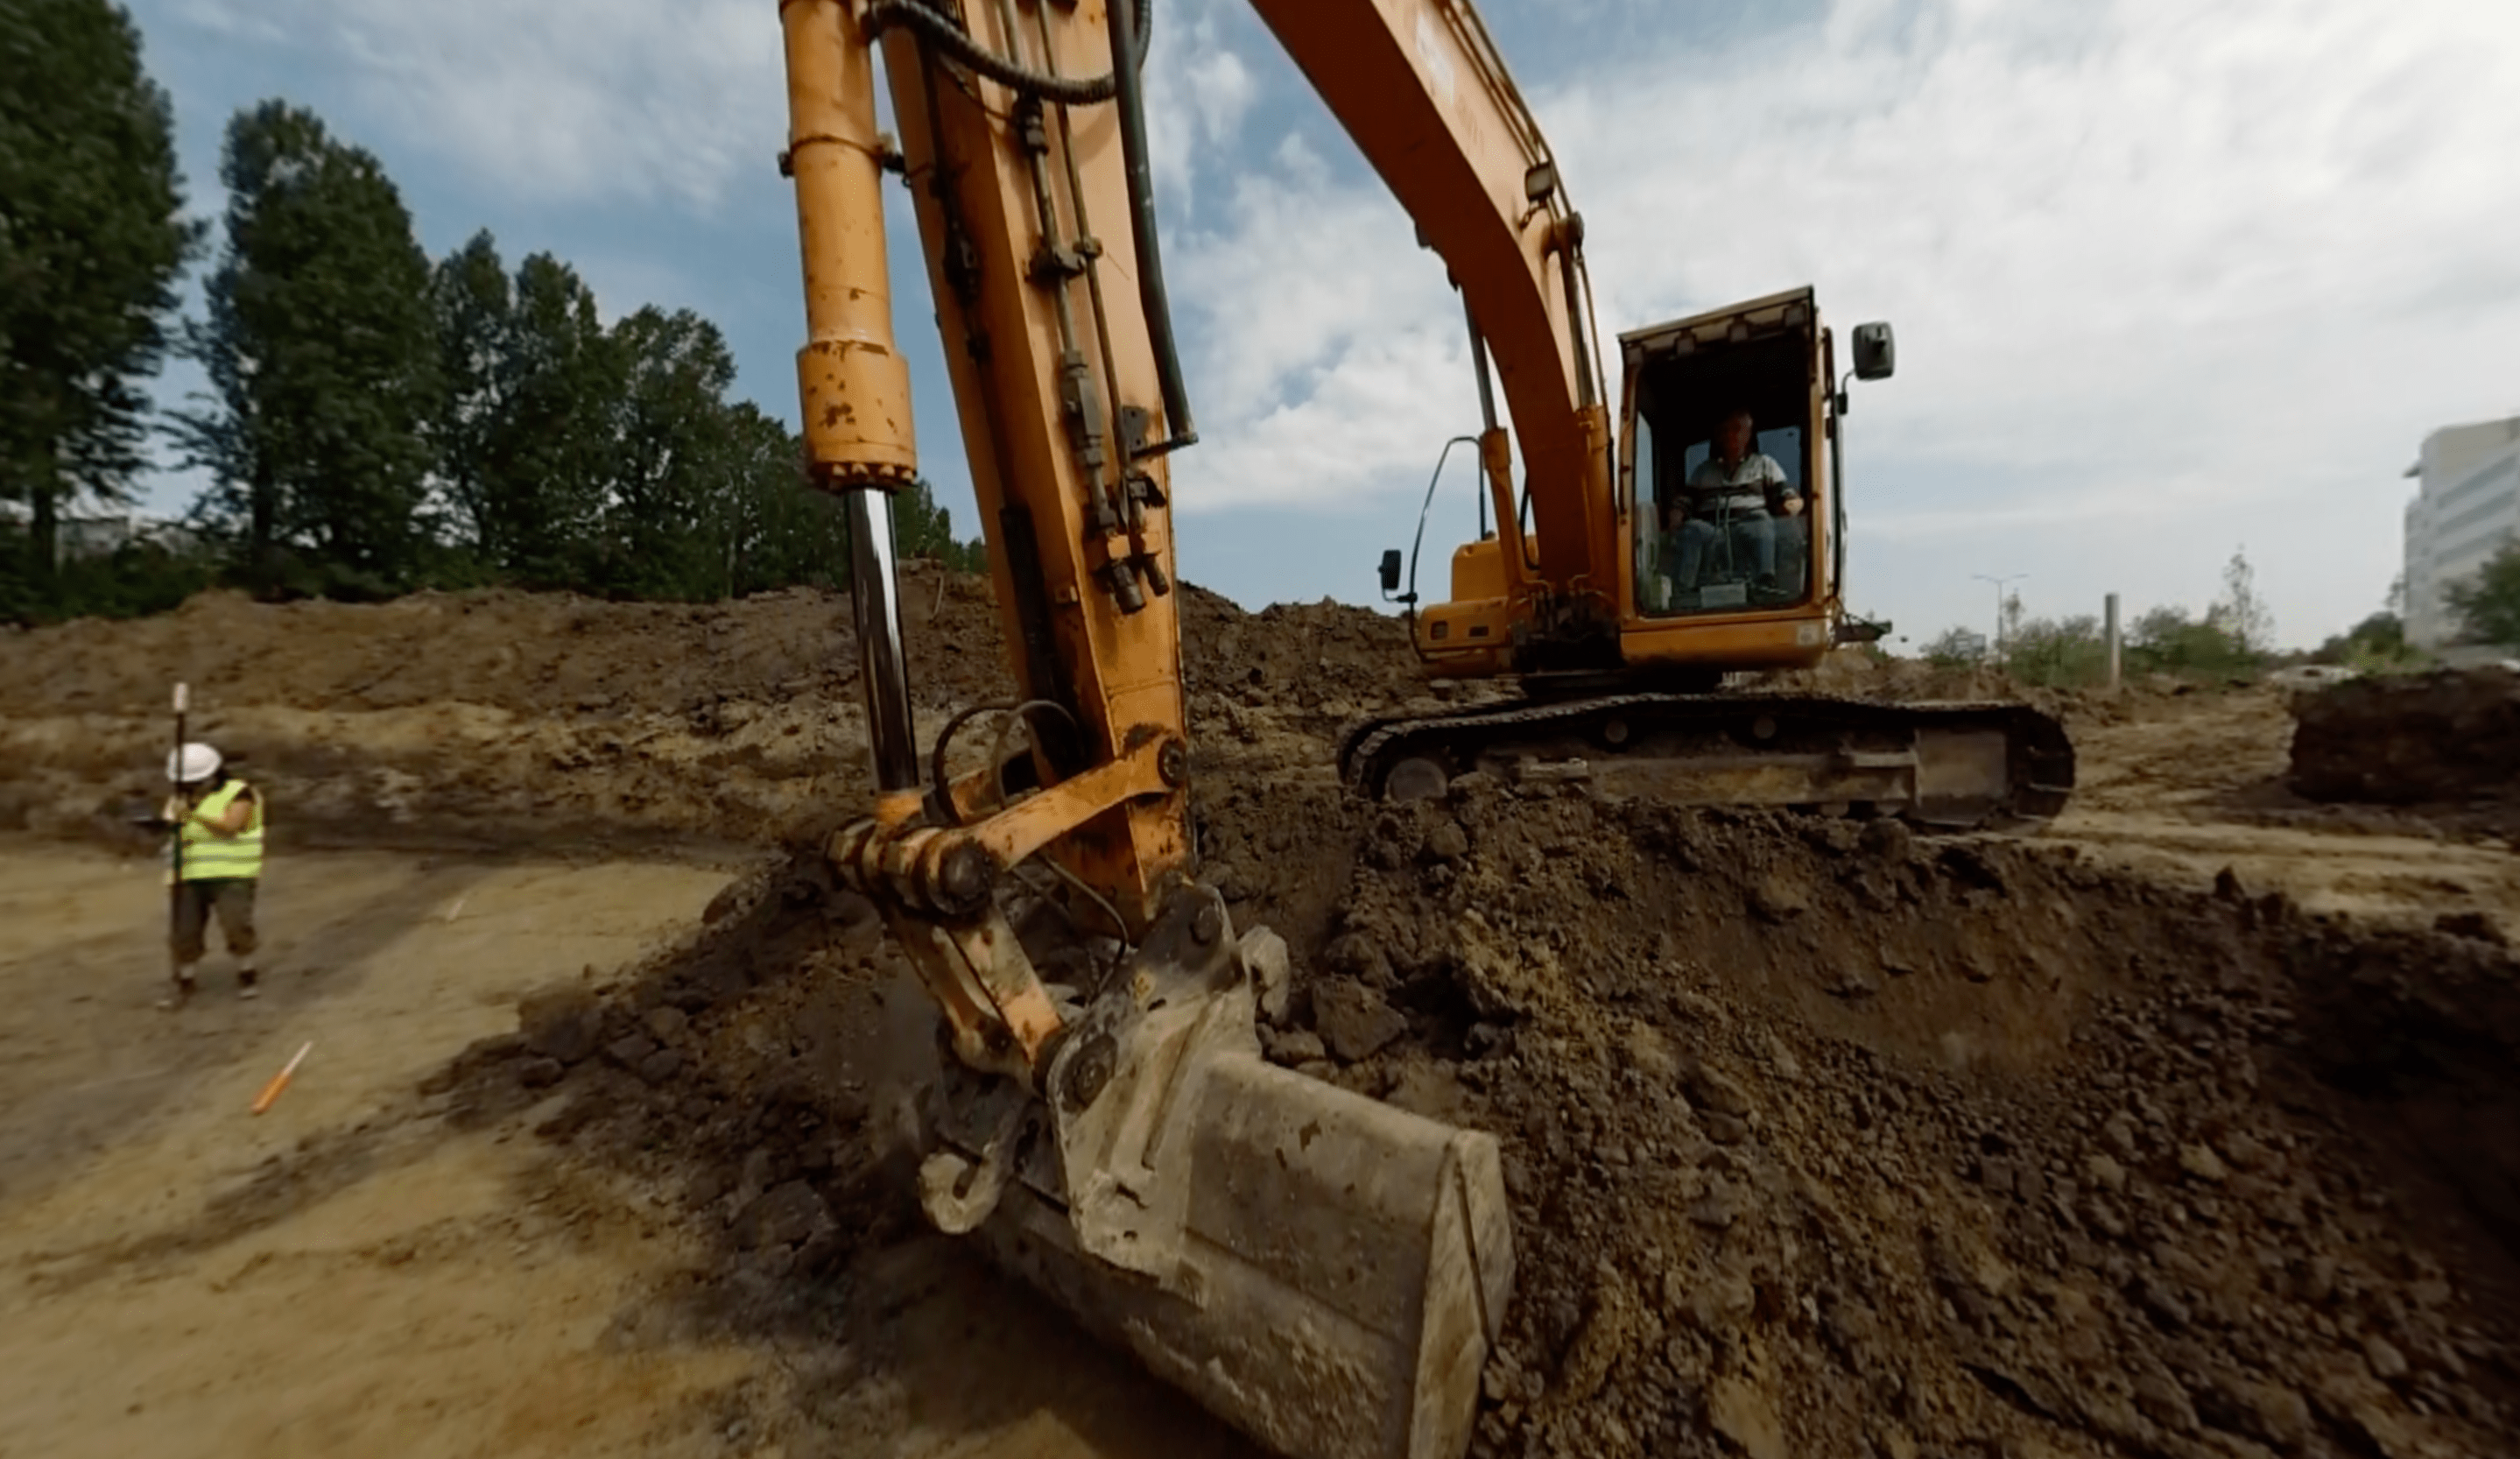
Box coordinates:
[1404,288,1891,680]
[1628,301,1826,615]
[1355,286,2067,827]
[1615,286,1875,666]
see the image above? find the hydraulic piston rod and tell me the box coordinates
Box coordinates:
[784,0,924,806]
[846,490,922,796]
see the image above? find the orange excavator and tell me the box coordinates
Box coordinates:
[777,2,2071,1455]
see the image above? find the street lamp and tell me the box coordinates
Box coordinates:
[1973,573,2028,662]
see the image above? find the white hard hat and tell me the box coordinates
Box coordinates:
[168,743,223,784]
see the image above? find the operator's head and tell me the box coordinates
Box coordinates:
[1718,408,1755,462]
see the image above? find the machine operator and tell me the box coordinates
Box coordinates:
[1663,407,1803,591]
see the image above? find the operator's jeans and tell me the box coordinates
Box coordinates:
[1672,510,1776,589]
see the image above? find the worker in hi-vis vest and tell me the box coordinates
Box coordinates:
[163,742,263,1007]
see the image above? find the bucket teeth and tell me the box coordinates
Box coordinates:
[914,885,1515,1459]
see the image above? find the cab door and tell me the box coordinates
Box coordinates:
[1614,286,1830,625]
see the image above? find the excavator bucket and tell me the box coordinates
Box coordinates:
[910,885,1515,1459]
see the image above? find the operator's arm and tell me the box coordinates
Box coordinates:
[1769,457,1805,517]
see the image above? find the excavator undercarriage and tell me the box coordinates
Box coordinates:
[1343,694,2076,831]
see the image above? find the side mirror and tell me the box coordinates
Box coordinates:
[1377,548,1404,598]
[1851,321,1896,381]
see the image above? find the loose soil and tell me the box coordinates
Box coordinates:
[3,586,2516,1459]
[2284,670,2520,843]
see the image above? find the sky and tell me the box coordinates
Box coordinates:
[124,0,2520,650]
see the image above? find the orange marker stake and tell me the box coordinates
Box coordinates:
[252,1040,314,1116]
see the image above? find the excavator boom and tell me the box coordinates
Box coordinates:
[781,3,1515,1456]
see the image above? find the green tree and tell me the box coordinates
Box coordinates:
[2006,614,2107,687]
[2208,547,2271,654]
[179,100,439,594]
[2446,540,2520,646]
[595,305,737,598]
[2126,603,2254,680]
[426,236,623,586]
[2312,610,2424,672]
[1919,624,1986,667]
[892,477,986,572]
[492,252,618,584]
[718,405,844,596]
[0,0,198,590]
[426,229,511,567]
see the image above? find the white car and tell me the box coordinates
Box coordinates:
[2266,664,2361,691]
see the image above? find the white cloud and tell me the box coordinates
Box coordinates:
[150,0,2520,644]
[1143,0,1264,213]
[1163,147,1492,512]
[165,0,1271,217]
[1151,0,2520,642]
[172,0,780,208]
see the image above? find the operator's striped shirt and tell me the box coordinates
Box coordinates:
[1687,452,1792,515]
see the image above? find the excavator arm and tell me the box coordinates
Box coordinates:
[778,4,1540,1455]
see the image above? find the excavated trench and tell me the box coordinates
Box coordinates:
[444,774,2520,1459]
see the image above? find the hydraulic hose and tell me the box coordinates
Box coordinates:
[865,0,1150,107]
[1105,0,1197,448]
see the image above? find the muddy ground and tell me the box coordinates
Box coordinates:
[2,581,2515,1459]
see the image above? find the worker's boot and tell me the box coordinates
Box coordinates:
[157,972,197,1011]
[236,967,259,1000]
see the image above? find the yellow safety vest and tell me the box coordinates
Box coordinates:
[173,779,264,882]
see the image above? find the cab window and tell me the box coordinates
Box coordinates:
[1629,335,1817,619]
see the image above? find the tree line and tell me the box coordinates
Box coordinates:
[1,0,976,624]
[1917,550,2431,687]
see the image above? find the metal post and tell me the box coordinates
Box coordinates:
[1974,573,2027,665]
[169,681,188,990]
[847,490,922,793]
[2105,592,2122,690]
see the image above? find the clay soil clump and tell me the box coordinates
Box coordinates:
[449,774,2520,1459]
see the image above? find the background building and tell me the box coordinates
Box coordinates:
[2404,414,2520,648]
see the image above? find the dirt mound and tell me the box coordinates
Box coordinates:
[1754,651,2229,743]
[0,566,1016,721]
[2292,669,2520,809]
[1179,584,1422,706]
[443,780,2518,1459]
[0,575,1418,726]
[0,577,1434,855]
[1293,789,2517,1459]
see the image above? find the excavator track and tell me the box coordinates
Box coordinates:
[1340,693,2076,832]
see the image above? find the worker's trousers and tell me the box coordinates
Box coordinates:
[172,878,259,963]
